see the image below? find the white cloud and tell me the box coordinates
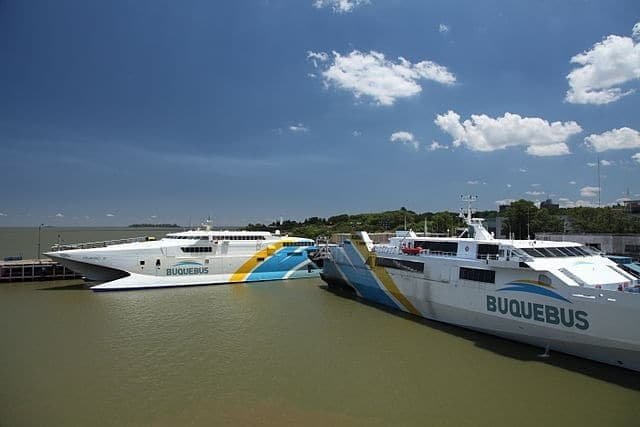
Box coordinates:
[307,51,329,68]
[390,131,419,150]
[531,183,541,187]
[633,153,640,164]
[580,186,600,198]
[434,111,581,156]
[558,198,598,208]
[634,22,640,40]
[307,73,317,78]
[467,180,482,185]
[106,213,115,217]
[506,184,512,188]
[525,191,544,196]
[439,24,449,33]
[584,127,640,152]
[519,168,527,173]
[0,212,7,217]
[495,199,515,206]
[565,23,640,104]
[150,215,157,219]
[314,50,456,106]
[428,140,448,151]
[587,162,597,167]
[352,130,362,137]
[312,0,369,13]
[600,159,613,166]
[289,123,309,133]
[569,180,577,185]
[55,213,64,218]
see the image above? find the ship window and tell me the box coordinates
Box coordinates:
[538,274,551,286]
[413,241,458,254]
[375,257,424,273]
[156,259,161,266]
[139,261,145,266]
[459,267,495,283]
[257,257,265,262]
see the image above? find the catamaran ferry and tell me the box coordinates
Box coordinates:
[46,224,321,291]
[320,200,640,372]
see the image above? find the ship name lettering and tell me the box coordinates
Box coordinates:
[166,267,209,276]
[486,295,589,330]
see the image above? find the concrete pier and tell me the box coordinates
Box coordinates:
[0,259,82,282]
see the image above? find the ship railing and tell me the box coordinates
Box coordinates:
[50,236,150,251]
[420,250,457,258]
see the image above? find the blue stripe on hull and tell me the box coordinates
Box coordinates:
[247,247,319,281]
[335,243,401,310]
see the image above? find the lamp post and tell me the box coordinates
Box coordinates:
[37,223,44,261]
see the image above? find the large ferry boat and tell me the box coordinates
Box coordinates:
[320,199,640,372]
[46,223,321,291]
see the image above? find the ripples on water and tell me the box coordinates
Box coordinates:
[0,279,638,426]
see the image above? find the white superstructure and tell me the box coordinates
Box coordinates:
[46,226,320,291]
[320,200,640,371]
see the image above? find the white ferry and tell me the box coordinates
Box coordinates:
[320,200,640,372]
[45,224,320,291]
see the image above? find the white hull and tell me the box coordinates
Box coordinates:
[321,234,640,372]
[46,230,321,290]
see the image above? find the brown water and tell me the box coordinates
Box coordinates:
[0,229,639,426]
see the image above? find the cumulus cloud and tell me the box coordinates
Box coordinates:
[584,127,640,152]
[352,130,362,137]
[310,50,456,105]
[434,111,581,156]
[558,198,598,208]
[506,184,512,188]
[428,140,448,151]
[289,123,309,133]
[580,186,600,198]
[55,213,64,218]
[525,191,544,196]
[312,0,369,13]
[307,50,329,68]
[519,168,528,173]
[633,153,640,164]
[439,24,449,33]
[569,180,577,185]
[565,23,640,104]
[600,159,613,166]
[106,213,115,217]
[390,131,419,150]
[0,212,7,217]
[587,162,597,167]
[634,22,640,40]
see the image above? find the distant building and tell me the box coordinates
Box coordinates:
[484,217,507,239]
[536,233,640,260]
[623,200,640,215]
[540,199,559,210]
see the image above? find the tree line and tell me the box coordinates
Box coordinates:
[244,200,640,240]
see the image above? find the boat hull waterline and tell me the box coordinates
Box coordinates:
[321,237,640,372]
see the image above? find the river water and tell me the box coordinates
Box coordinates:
[0,229,638,426]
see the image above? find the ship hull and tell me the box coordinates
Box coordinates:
[321,241,640,372]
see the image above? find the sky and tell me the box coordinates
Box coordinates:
[1,0,639,226]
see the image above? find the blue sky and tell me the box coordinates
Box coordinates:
[1,0,639,226]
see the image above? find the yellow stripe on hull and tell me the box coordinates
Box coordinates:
[228,240,292,283]
[350,238,421,316]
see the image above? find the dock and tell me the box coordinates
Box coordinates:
[0,259,83,282]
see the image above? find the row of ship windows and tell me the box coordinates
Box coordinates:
[282,242,314,247]
[181,247,213,253]
[521,246,592,258]
[167,235,267,240]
